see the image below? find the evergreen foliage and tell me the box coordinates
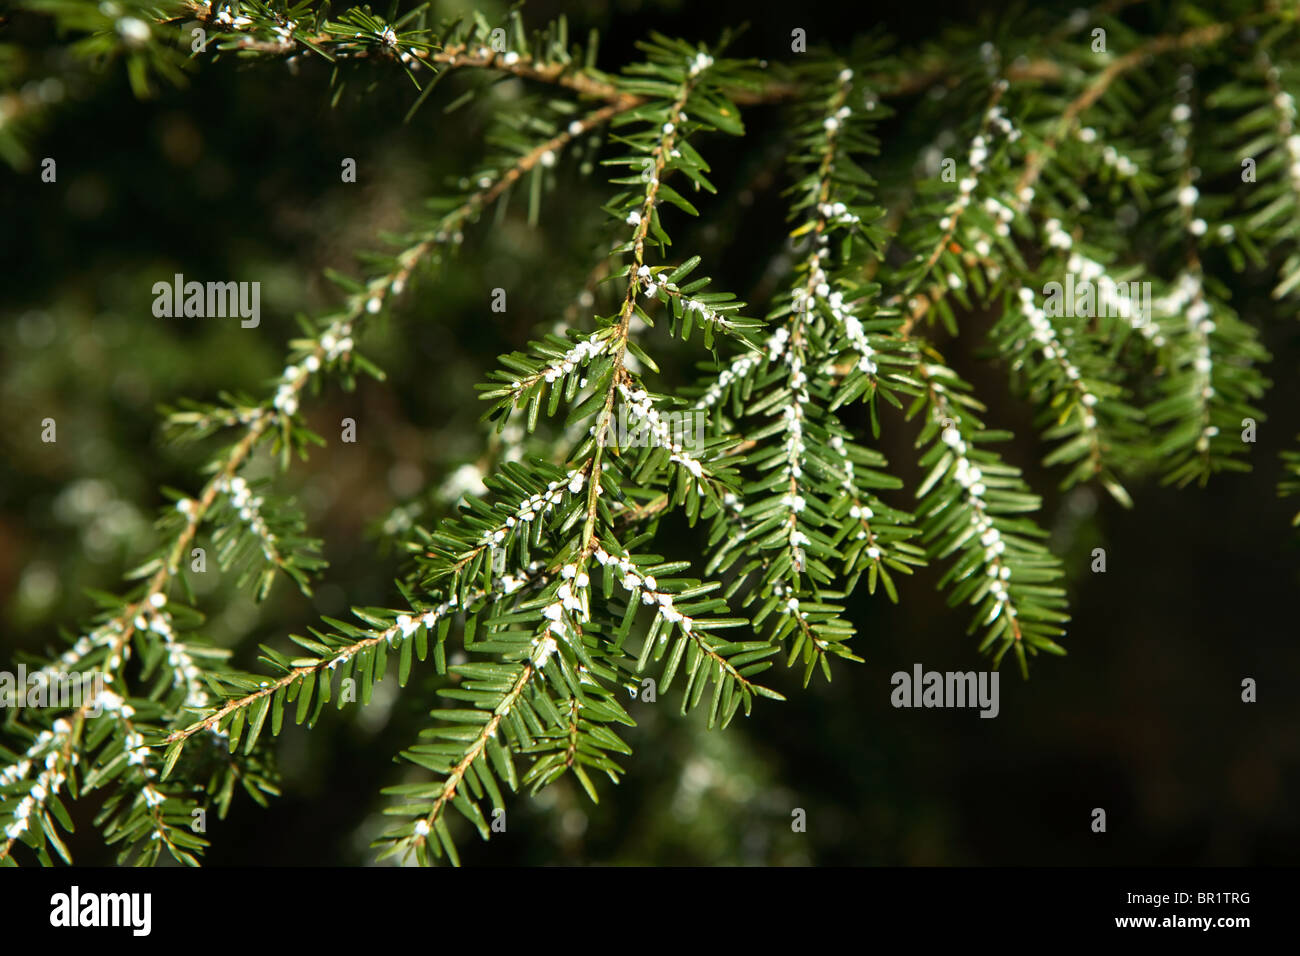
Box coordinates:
[2,0,1297,865]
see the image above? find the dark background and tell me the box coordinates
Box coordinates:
[1,0,1297,865]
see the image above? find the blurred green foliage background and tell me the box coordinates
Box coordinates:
[2,0,1298,864]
